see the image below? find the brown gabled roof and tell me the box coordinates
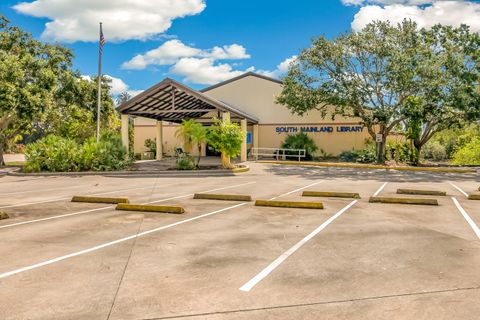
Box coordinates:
[200,72,282,93]
[117,78,258,124]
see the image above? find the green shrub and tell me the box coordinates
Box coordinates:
[340,142,376,163]
[339,150,359,162]
[79,134,129,171]
[25,133,130,172]
[452,137,480,165]
[281,132,318,160]
[175,153,196,170]
[25,135,80,172]
[356,144,376,163]
[420,141,447,161]
[144,138,156,157]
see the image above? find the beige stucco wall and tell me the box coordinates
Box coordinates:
[134,118,206,156]
[132,74,372,157]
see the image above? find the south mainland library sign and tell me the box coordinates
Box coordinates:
[275,125,364,134]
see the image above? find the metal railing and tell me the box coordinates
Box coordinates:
[251,147,306,161]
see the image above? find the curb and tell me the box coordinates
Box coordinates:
[258,161,477,173]
[116,203,185,214]
[193,193,252,201]
[302,191,360,199]
[71,196,129,204]
[71,196,128,204]
[6,165,249,177]
[397,189,446,196]
[255,199,324,209]
[369,196,438,206]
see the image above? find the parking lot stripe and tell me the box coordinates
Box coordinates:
[0,181,256,230]
[452,197,480,240]
[449,182,469,198]
[239,199,358,292]
[0,184,91,196]
[239,182,387,292]
[269,181,324,200]
[0,203,248,280]
[372,182,388,197]
[0,185,158,209]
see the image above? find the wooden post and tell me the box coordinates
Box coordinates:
[156,120,163,160]
[121,114,129,156]
[241,119,247,162]
[253,124,259,161]
[222,111,230,123]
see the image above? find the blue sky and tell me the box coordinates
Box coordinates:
[1,0,479,96]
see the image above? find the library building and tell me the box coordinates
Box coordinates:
[118,72,370,161]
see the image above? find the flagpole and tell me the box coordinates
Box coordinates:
[96,22,103,143]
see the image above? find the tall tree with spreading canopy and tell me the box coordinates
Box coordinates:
[401,25,480,164]
[277,20,480,163]
[0,16,74,165]
[0,16,120,165]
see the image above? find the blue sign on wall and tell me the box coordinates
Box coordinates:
[246,131,252,144]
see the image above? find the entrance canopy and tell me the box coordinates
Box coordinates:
[117,78,258,124]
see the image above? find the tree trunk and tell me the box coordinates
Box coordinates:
[376,140,386,164]
[0,141,5,166]
[412,139,423,166]
[221,152,233,169]
[196,144,201,168]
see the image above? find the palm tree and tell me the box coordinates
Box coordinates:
[175,119,207,167]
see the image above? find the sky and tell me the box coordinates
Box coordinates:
[1,0,480,97]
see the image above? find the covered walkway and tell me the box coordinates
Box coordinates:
[117,78,259,162]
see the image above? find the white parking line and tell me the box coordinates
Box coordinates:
[0,181,256,230]
[0,185,156,209]
[449,182,469,198]
[240,200,358,292]
[269,181,324,200]
[239,182,387,292]
[372,182,388,197]
[0,203,248,280]
[0,180,319,279]
[0,183,97,196]
[452,197,480,240]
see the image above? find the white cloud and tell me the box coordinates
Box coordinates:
[170,57,254,85]
[105,75,128,95]
[342,0,435,5]
[122,40,203,70]
[81,74,142,98]
[13,0,206,42]
[209,44,251,60]
[257,56,297,78]
[350,1,480,32]
[122,40,250,70]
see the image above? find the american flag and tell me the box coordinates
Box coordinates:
[99,23,105,55]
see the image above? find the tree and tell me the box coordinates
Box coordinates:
[277,20,477,163]
[27,74,119,144]
[116,91,131,106]
[206,119,244,169]
[0,16,74,165]
[401,25,480,164]
[175,119,207,167]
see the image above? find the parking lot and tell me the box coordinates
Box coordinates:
[0,163,479,319]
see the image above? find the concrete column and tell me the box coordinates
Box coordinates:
[240,119,247,162]
[253,124,259,160]
[222,111,230,123]
[121,114,129,155]
[156,120,163,160]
